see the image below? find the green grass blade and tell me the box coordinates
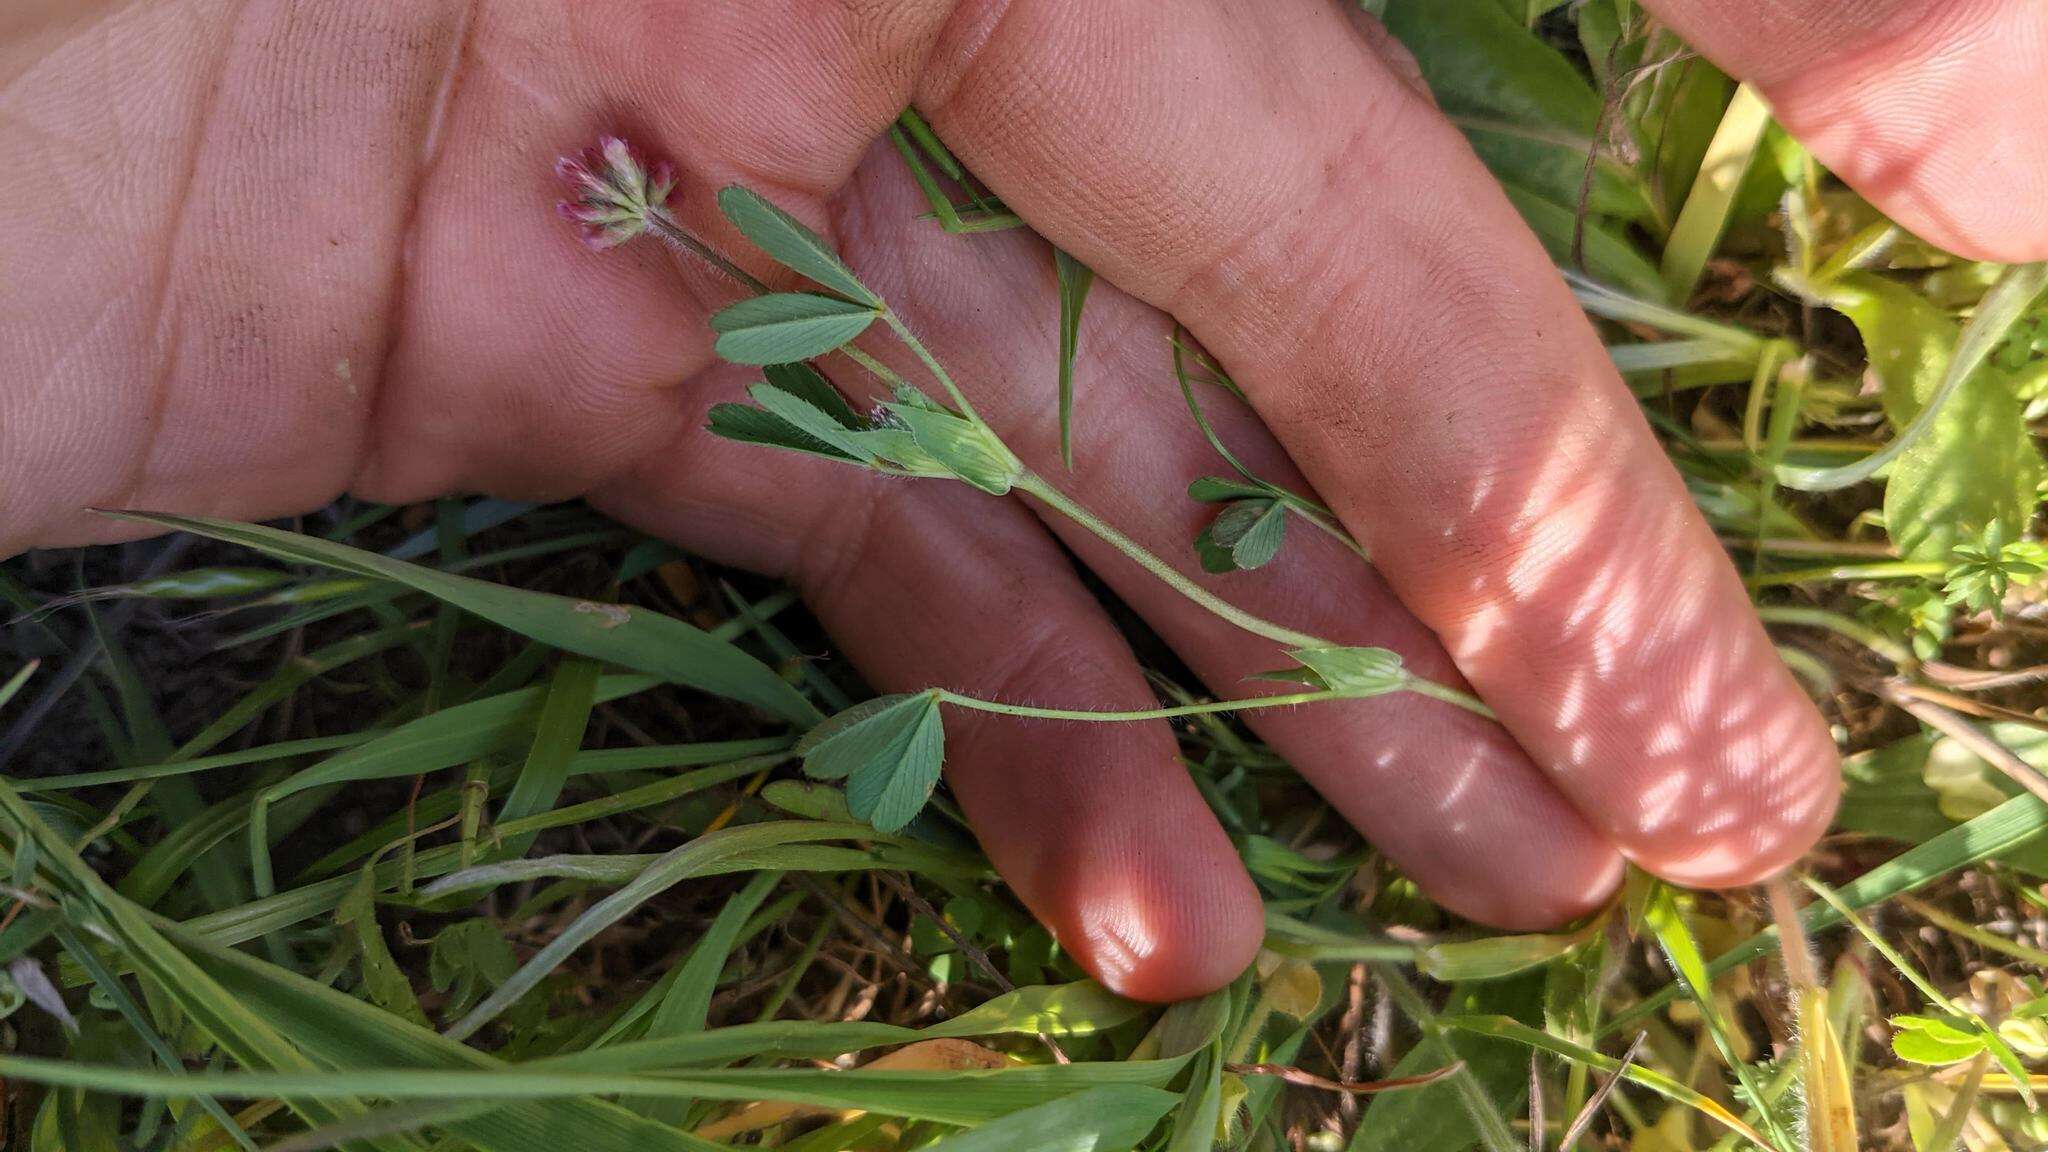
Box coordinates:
[1439,1014,1773,1148]
[0,1054,1194,1126]
[1659,83,1771,301]
[1643,883,1794,1149]
[0,780,417,1150]
[101,512,822,726]
[247,673,657,895]
[53,924,258,1152]
[923,1085,1178,1152]
[491,657,600,858]
[443,822,914,1041]
[1607,791,2048,1034]
[0,661,39,710]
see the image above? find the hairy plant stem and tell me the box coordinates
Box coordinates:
[658,202,1500,722]
[1014,471,1329,650]
[1009,474,1495,720]
[935,687,1350,723]
[646,208,768,294]
[882,311,985,425]
[1403,677,1496,720]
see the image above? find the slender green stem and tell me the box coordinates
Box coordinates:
[936,687,1350,723]
[838,344,919,397]
[1374,964,1523,1152]
[1403,677,1497,721]
[646,208,768,294]
[1753,605,1912,666]
[882,312,985,425]
[1011,471,1495,719]
[1014,472,1328,650]
[1744,560,1944,589]
[1279,495,1373,563]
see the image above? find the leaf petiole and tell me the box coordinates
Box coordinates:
[933,687,1354,724]
[1013,471,1328,650]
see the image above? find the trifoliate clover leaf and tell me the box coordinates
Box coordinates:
[797,693,947,833]
[1205,499,1287,571]
[1193,522,1241,574]
[706,363,871,465]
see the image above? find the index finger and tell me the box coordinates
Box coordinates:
[918,0,1839,885]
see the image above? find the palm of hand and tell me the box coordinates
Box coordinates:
[11,0,2042,1000]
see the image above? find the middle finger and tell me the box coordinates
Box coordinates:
[828,150,1623,929]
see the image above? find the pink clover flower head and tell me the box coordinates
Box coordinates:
[554,135,677,250]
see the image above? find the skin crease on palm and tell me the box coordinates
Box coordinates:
[3,1,2046,1003]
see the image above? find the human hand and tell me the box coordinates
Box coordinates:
[4,0,2040,1001]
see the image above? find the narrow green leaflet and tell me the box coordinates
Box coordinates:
[710,292,879,365]
[1286,646,1407,695]
[749,381,880,463]
[799,693,948,833]
[708,371,1020,495]
[717,185,878,306]
[705,402,860,463]
[101,512,820,726]
[1643,884,1794,1149]
[921,1086,1177,1152]
[798,695,927,780]
[708,362,873,464]
[1189,477,1269,503]
[764,360,866,425]
[1054,247,1096,468]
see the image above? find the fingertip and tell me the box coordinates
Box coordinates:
[1625,701,1841,890]
[1438,839,1625,933]
[1053,849,1266,1004]
[1673,0,2048,265]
